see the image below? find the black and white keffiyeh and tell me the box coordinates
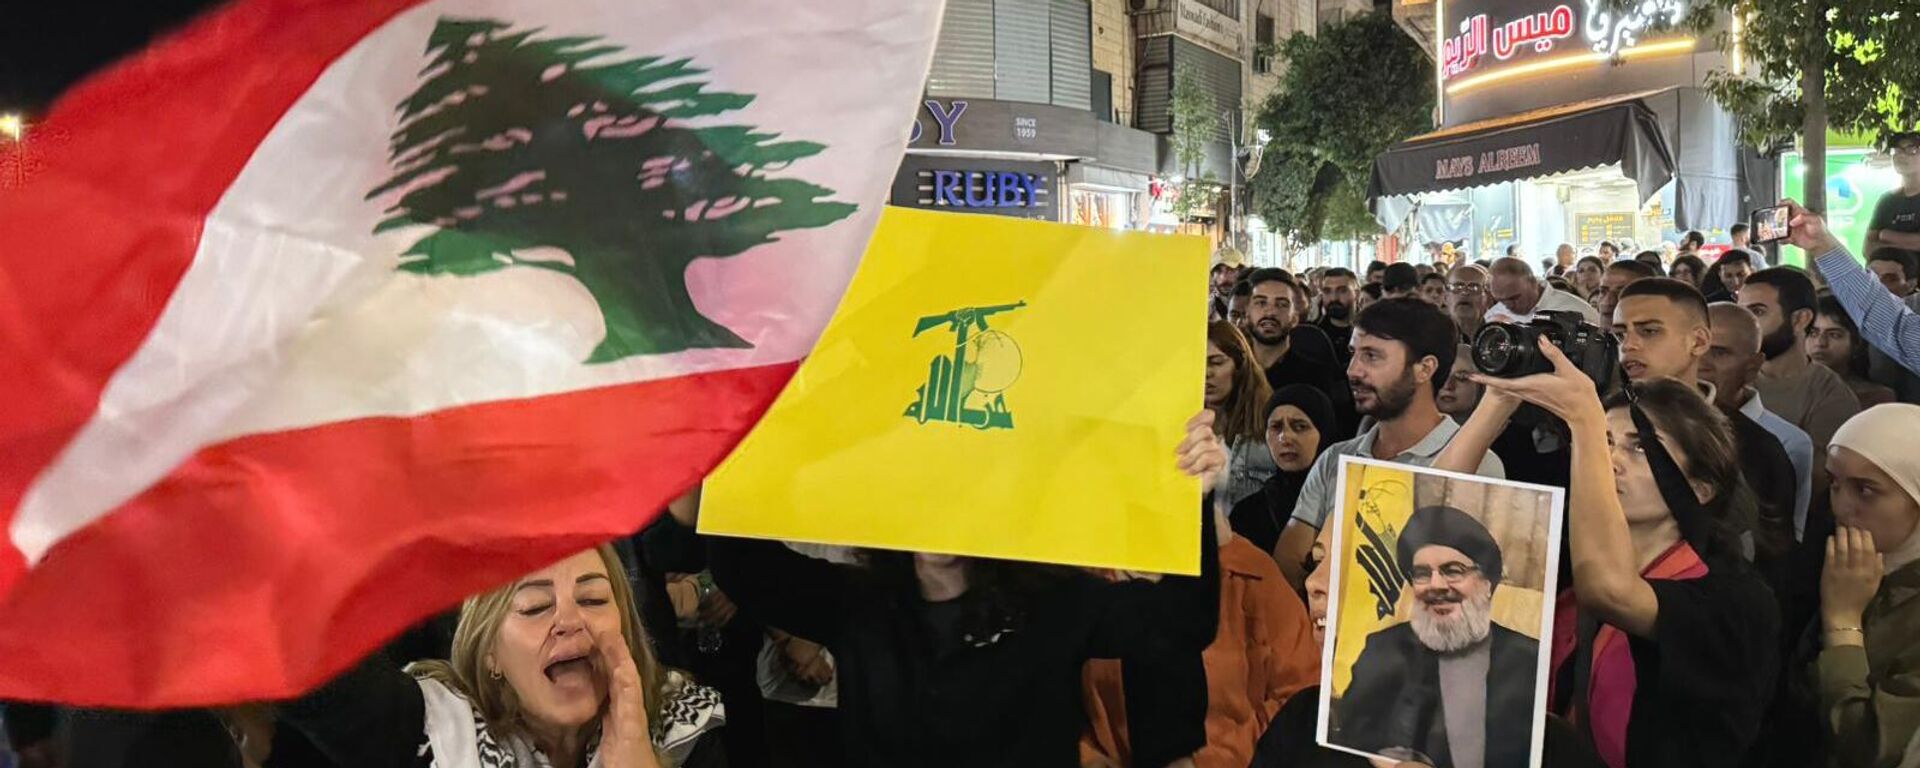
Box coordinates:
[415,671,725,768]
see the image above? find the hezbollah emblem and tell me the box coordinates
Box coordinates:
[904,302,1026,430]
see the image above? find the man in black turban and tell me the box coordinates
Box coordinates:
[1331,506,1540,768]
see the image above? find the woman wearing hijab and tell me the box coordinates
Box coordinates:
[1229,385,1336,557]
[1432,340,1778,768]
[1817,404,1920,768]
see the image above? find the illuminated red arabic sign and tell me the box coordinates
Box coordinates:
[1442,4,1577,80]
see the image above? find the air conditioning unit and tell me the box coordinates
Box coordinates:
[1130,0,1167,13]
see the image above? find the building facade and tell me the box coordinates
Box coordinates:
[1368,0,1760,264]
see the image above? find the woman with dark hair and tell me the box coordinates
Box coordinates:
[1208,321,1277,505]
[1809,295,1898,408]
[1433,341,1779,768]
[705,414,1229,768]
[1229,385,1336,556]
[1573,255,1607,300]
[1669,253,1707,287]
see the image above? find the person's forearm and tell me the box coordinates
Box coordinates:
[1564,410,1654,634]
[1431,398,1515,474]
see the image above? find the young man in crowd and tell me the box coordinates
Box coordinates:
[1272,298,1505,589]
[1730,222,1751,250]
[1446,264,1493,343]
[1715,249,1756,295]
[1597,240,1619,261]
[1869,248,1919,298]
[1485,257,1603,325]
[1245,269,1355,436]
[1316,267,1360,364]
[1365,260,1387,285]
[1357,283,1383,316]
[1417,272,1449,308]
[1866,131,1920,255]
[1740,267,1863,466]
[1381,263,1420,299]
[1227,279,1253,334]
[1613,279,1804,562]
[1679,229,1706,256]
[1592,259,1658,324]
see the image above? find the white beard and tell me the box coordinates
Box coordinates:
[1410,589,1493,653]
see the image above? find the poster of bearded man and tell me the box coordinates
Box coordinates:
[1317,456,1564,768]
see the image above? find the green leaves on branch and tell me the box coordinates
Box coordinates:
[1667,0,1920,147]
[1247,12,1433,246]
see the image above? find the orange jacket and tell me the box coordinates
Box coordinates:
[1080,536,1321,768]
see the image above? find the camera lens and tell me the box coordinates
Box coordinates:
[1473,324,1520,375]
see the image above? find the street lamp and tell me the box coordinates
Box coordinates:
[0,113,24,142]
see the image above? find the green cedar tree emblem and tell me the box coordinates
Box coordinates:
[904,302,1026,430]
[369,18,856,363]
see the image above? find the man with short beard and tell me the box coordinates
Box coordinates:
[1272,299,1504,589]
[1333,506,1538,768]
[1317,267,1361,365]
[1244,269,1352,432]
[1741,268,1862,463]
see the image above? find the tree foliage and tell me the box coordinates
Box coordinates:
[1170,69,1223,220]
[1246,12,1433,245]
[1675,0,1920,146]
[371,18,855,363]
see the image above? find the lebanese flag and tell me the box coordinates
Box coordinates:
[0,0,942,706]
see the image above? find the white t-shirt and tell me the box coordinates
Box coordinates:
[1486,285,1603,326]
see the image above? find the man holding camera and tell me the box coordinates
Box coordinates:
[1271,299,1504,590]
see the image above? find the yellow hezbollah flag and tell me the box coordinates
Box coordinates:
[700,206,1208,574]
[1328,460,1418,695]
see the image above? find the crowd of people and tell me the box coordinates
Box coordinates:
[8,195,1920,768]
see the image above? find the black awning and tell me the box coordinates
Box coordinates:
[1367,96,1676,207]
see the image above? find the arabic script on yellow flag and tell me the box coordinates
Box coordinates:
[699,206,1208,573]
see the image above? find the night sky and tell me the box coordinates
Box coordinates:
[0,1,226,112]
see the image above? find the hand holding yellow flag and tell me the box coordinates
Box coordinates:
[700,207,1210,573]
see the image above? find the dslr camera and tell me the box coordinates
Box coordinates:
[1471,311,1617,422]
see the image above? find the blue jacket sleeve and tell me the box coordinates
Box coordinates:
[1816,247,1920,376]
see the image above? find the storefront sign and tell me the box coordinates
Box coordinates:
[1433,142,1544,181]
[1442,5,1575,79]
[893,156,1059,221]
[905,98,1099,159]
[924,170,1048,209]
[1575,212,1636,244]
[1583,0,1686,57]
[909,100,970,146]
[1435,0,1720,127]
[1176,0,1243,57]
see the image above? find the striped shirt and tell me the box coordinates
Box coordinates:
[1816,247,1920,377]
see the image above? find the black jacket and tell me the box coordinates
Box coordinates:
[708,507,1220,768]
[1332,622,1540,768]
